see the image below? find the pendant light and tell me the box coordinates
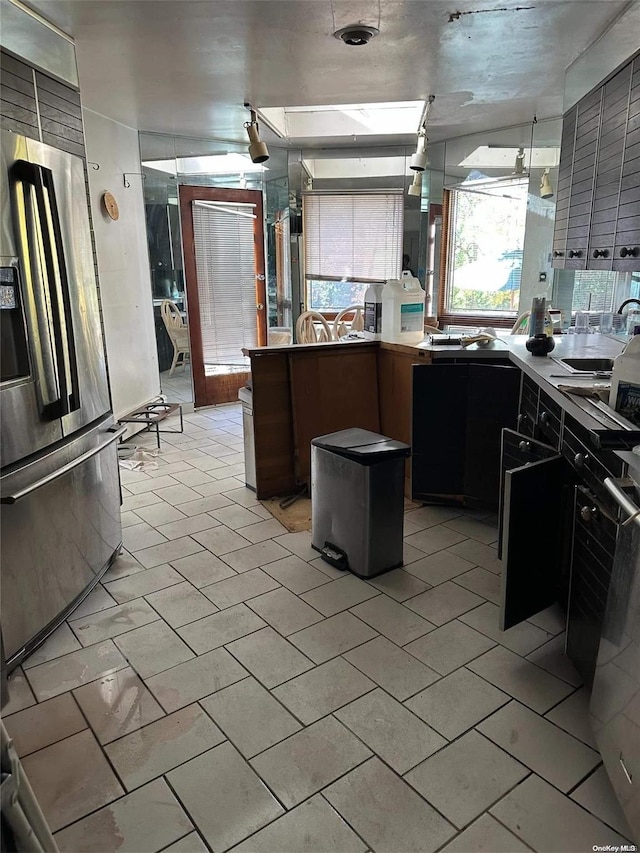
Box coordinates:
[410,95,435,173]
[540,168,554,199]
[243,105,269,164]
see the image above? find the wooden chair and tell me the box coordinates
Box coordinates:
[510,312,530,334]
[333,305,365,339]
[295,311,334,344]
[161,300,191,376]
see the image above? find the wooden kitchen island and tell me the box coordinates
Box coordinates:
[244,333,636,501]
[243,339,433,499]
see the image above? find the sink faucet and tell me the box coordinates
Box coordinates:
[617,298,640,313]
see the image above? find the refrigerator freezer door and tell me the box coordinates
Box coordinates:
[591,478,640,842]
[1,131,64,467]
[0,417,123,667]
[24,137,110,437]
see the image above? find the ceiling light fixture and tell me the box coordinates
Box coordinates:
[407,171,423,197]
[512,147,526,176]
[540,168,554,199]
[243,104,269,164]
[410,95,435,172]
[333,24,379,45]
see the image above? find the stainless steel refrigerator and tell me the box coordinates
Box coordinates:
[590,476,640,842]
[0,129,123,670]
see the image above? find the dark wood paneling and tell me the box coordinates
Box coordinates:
[0,52,33,82]
[250,352,296,499]
[555,51,640,270]
[289,346,380,486]
[34,71,80,105]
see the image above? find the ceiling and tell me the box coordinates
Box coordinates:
[26,0,628,148]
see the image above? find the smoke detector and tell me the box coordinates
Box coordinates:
[334,24,379,46]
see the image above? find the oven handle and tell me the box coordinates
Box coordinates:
[604,477,640,529]
[0,427,126,505]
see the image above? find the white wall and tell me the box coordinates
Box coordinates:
[83,109,159,419]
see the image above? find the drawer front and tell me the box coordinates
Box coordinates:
[561,423,625,512]
[536,390,563,449]
[566,486,618,686]
[517,374,539,437]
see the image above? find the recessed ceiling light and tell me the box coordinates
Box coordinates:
[333,24,379,46]
[258,101,425,139]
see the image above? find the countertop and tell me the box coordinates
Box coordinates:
[246,332,640,452]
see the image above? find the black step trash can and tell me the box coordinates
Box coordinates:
[311,428,411,578]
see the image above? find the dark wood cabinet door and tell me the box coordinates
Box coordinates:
[590,63,632,270]
[499,429,569,630]
[566,485,617,686]
[465,364,520,506]
[412,364,467,502]
[567,91,602,269]
[553,105,577,268]
[613,57,640,270]
[412,363,520,507]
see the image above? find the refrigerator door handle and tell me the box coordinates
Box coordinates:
[0,426,126,504]
[39,165,80,417]
[604,477,640,529]
[11,163,61,418]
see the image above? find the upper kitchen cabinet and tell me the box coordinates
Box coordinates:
[552,52,640,271]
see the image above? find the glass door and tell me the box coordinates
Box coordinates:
[179,185,267,407]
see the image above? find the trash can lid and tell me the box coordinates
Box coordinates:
[311,428,410,461]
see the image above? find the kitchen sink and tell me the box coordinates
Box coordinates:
[556,357,615,373]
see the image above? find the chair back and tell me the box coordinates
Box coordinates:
[333,305,365,339]
[295,311,334,344]
[161,300,185,333]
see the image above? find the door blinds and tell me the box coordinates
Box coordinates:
[192,201,257,365]
[303,192,404,283]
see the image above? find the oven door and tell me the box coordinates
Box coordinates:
[590,477,640,842]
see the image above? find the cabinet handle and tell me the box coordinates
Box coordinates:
[574,452,589,468]
[619,247,640,258]
[568,250,583,258]
[592,249,609,259]
[579,505,598,522]
[539,411,549,425]
[518,440,532,452]
[553,251,564,258]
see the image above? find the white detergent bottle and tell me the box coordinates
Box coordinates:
[381,271,425,344]
[363,283,384,340]
[609,334,640,426]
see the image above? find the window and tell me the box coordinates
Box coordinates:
[440,182,528,325]
[303,192,403,310]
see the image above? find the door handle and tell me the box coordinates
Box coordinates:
[256,303,264,311]
[0,426,126,504]
[12,165,61,417]
[604,477,640,529]
[256,274,265,281]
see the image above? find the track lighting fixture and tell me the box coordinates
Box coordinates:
[410,95,435,172]
[540,168,554,199]
[513,147,526,176]
[410,132,428,172]
[407,171,423,196]
[243,105,269,164]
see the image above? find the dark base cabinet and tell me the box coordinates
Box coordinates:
[412,363,520,507]
[566,485,617,686]
[499,429,574,630]
[499,421,621,686]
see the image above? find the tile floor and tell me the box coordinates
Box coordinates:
[3,402,635,852]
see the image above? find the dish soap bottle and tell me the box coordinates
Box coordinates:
[609,335,640,426]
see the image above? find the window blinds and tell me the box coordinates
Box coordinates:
[192,201,257,365]
[303,192,404,283]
